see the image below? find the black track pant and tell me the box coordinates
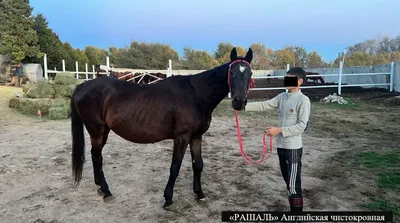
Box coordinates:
[277,147,303,212]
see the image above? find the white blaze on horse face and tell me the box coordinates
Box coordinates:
[239,65,246,73]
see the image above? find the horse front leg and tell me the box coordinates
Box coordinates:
[190,135,206,201]
[163,133,191,208]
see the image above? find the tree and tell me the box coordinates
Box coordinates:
[214,42,234,64]
[75,49,89,70]
[84,46,108,66]
[342,51,374,66]
[283,45,307,67]
[63,43,79,70]
[306,51,325,68]
[391,52,400,62]
[270,48,296,69]
[109,46,128,68]
[181,47,218,70]
[249,43,270,69]
[213,42,247,65]
[0,0,41,61]
[117,41,179,69]
[26,13,66,69]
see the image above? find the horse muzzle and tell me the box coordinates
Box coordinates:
[232,96,247,111]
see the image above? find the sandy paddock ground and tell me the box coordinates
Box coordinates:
[0,86,399,223]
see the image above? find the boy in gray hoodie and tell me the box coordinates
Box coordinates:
[245,67,311,213]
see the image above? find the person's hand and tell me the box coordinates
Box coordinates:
[264,126,282,136]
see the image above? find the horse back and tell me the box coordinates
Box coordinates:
[73,77,210,141]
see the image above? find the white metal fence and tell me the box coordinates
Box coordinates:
[250,61,395,94]
[43,54,172,83]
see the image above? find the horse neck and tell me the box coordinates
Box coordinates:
[189,65,230,113]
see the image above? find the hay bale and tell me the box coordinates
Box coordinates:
[54,84,76,98]
[19,98,53,115]
[55,72,76,85]
[48,106,69,120]
[17,98,70,116]
[75,79,85,85]
[26,79,55,98]
[9,97,21,108]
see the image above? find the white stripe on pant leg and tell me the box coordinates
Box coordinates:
[289,150,298,195]
[289,151,294,194]
[290,163,298,194]
[294,150,298,195]
[289,163,295,194]
[289,150,295,195]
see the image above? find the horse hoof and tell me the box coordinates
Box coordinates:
[103,195,115,203]
[199,197,207,202]
[163,200,173,209]
[97,188,105,196]
[196,193,207,201]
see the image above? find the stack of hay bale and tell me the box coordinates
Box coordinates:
[9,73,85,120]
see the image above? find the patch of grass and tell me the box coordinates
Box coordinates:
[378,171,400,190]
[354,150,400,216]
[360,198,400,216]
[355,151,400,169]
[354,151,400,191]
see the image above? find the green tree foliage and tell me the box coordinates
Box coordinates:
[214,42,247,65]
[0,0,41,61]
[27,13,66,69]
[269,48,296,69]
[306,51,326,68]
[62,43,79,71]
[75,49,89,70]
[332,35,400,66]
[109,42,179,69]
[181,47,218,70]
[214,42,234,64]
[84,46,108,66]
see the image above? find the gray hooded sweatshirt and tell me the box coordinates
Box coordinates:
[245,89,311,149]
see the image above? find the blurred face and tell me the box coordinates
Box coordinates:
[285,74,303,90]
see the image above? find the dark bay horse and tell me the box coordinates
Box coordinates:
[70,47,254,208]
[306,72,325,84]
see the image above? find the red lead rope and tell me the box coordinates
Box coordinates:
[228,59,273,165]
[234,110,273,165]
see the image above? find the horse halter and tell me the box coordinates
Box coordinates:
[227,60,256,96]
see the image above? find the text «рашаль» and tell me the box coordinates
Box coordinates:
[221,211,393,222]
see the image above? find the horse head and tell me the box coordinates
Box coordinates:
[227,47,254,111]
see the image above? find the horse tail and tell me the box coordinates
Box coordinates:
[71,83,86,187]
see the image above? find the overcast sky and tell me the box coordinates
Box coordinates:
[30,0,400,62]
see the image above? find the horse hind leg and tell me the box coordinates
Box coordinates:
[190,135,206,201]
[163,133,191,208]
[89,126,114,202]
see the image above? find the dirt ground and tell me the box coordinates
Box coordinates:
[0,85,399,223]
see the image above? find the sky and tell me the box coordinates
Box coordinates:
[30,0,400,62]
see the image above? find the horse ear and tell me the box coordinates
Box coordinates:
[230,47,238,61]
[244,48,253,63]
